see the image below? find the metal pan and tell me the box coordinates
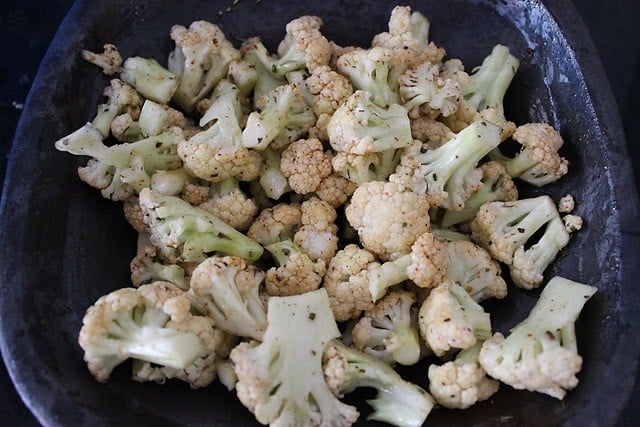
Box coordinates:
[1,0,639,425]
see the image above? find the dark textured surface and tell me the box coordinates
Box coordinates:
[1,0,639,426]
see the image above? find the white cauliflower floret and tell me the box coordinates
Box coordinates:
[418,279,492,357]
[55,125,183,201]
[90,79,143,138]
[130,245,188,290]
[168,20,241,112]
[409,115,455,148]
[280,138,332,194]
[328,90,412,155]
[444,240,507,302]
[177,80,261,183]
[371,5,446,69]
[479,276,597,399]
[323,244,377,321]
[399,61,463,118]
[391,121,501,211]
[293,197,339,263]
[306,65,354,139]
[247,202,302,246]
[368,231,447,301]
[441,161,518,228]
[470,196,572,289]
[352,290,421,366]
[132,313,226,389]
[323,340,434,427]
[78,282,213,386]
[198,177,258,232]
[428,342,499,409]
[336,48,404,108]
[345,180,431,261]
[276,16,332,74]
[189,256,267,340]
[491,123,569,187]
[331,149,402,185]
[315,174,357,207]
[139,189,264,263]
[242,82,316,150]
[231,289,359,427]
[264,240,325,296]
[81,44,122,76]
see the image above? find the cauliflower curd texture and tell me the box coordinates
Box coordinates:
[61,4,596,427]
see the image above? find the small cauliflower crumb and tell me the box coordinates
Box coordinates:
[558,194,575,213]
[563,214,583,233]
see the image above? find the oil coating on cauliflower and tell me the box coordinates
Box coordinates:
[280,138,332,194]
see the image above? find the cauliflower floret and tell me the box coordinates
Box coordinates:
[444,240,507,302]
[336,48,404,108]
[323,244,377,321]
[189,256,267,340]
[91,79,143,138]
[293,197,339,263]
[198,177,258,232]
[178,80,261,183]
[81,44,122,76]
[276,16,332,74]
[352,290,421,366]
[168,21,241,112]
[371,5,446,69]
[306,65,354,139]
[391,121,501,211]
[428,342,499,409]
[110,113,142,142]
[367,231,447,301]
[130,245,188,289]
[332,149,402,185]
[328,90,412,155]
[242,82,316,150]
[441,161,518,228]
[180,182,210,206]
[231,290,359,427]
[315,174,357,207]
[399,61,463,118]
[418,279,492,357]
[78,282,213,386]
[409,115,455,148]
[470,196,572,289]
[247,202,302,246]
[323,340,434,427]
[491,123,569,187]
[132,313,226,389]
[345,180,431,261]
[150,169,188,196]
[264,240,325,296]
[479,276,597,399]
[280,138,332,194]
[55,125,183,201]
[139,189,264,263]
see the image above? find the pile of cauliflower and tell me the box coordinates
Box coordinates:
[57,6,597,426]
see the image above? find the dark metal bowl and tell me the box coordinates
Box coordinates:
[2,0,639,426]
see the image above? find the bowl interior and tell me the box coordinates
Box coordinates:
[0,0,632,426]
